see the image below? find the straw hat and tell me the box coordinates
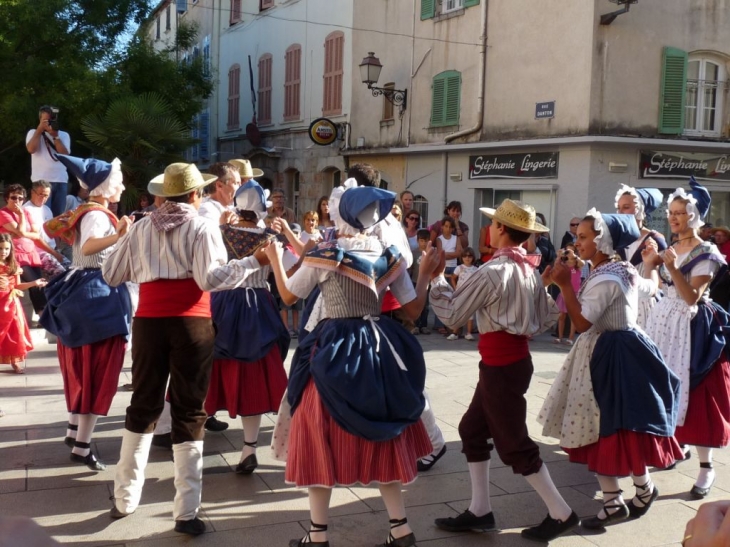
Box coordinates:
[148,163,217,197]
[480,199,548,233]
[229,159,264,179]
[713,226,730,238]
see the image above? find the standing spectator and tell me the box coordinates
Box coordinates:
[479,221,495,263]
[560,217,580,248]
[713,227,730,260]
[65,185,89,212]
[700,223,714,242]
[450,248,479,341]
[0,185,53,316]
[710,227,730,311]
[138,194,151,210]
[534,213,557,273]
[316,196,335,229]
[404,210,421,255]
[430,201,469,249]
[26,106,71,217]
[391,202,403,223]
[400,190,415,218]
[267,188,296,224]
[300,211,323,245]
[199,163,240,224]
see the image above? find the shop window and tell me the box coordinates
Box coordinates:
[323,31,344,116]
[258,54,272,125]
[431,70,461,127]
[227,64,241,130]
[284,45,301,121]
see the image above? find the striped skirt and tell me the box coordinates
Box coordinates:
[205,346,288,418]
[285,380,432,487]
[58,335,126,415]
[675,357,730,448]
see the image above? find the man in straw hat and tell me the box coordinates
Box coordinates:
[102,162,270,536]
[423,199,579,541]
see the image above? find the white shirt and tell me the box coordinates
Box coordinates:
[198,197,234,223]
[26,130,71,183]
[430,254,558,334]
[65,195,84,212]
[102,215,261,292]
[22,201,54,248]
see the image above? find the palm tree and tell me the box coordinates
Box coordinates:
[80,92,198,210]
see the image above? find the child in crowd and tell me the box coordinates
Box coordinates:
[410,229,432,335]
[435,217,463,334]
[299,211,323,245]
[448,248,479,341]
[0,234,47,373]
[554,243,584,346]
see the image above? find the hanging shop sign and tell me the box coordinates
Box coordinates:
[308,118,338,146]
[469,152,559,179]
[640,150,730,182]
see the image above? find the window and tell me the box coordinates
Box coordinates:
[261,0,274,9]
[382,83,395,121]
[258,54,272,125]
[284,169,300,218]
[230,0,241,24]
[421,0,478,19]
[199,110,210,160]
[227,64,241,130]
[413,195,429,223]
[323,31,344,116]
[443,0,463,14]
[431,70,461,127]
[284,45,301,121]
[155,16,160,39]
[188,114,200,161]
[685,58,726,137]
[166,5,171,30]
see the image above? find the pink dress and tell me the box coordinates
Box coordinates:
[556,267,582,313]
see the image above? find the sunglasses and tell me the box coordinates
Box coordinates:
[570,223,579,227]
[407,216,419,220]
[8,196,23,201]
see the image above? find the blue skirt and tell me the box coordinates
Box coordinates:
[590,329,680,438]
[689,301,730,389]
[211,287,290,363]
[40,269,132,348]
[288,315,426,442]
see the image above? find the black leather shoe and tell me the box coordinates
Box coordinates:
[151,433,172,450]
[375,532,416,547]
[417,445,447,472]
[435,509,496,532]
[581,506,628,530]
[628,485,659,519]
[174,517,206,536]
[63,436,75,448]
[235,454,258,475]
[205,416,229,432]
[691,463,715,499]
[70,452,107,471]
[522,511,580,541]
[110,505,131,519]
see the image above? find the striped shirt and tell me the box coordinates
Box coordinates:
[102,215,260,291]
[430,254,558,335]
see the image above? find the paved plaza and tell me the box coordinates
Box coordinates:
[0,329,722,546]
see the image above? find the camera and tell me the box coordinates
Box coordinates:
[40,105,60,131]
[560,249,570,262]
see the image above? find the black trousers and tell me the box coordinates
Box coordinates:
[458,357,543,476]
[126,317,215,443]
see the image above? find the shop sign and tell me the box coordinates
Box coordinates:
[308,118,338,146]
[640,150,730,182]
[469,152,559,179]
[535,101,555,119]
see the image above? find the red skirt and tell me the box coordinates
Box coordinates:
[564,430,684,477]
[58,336,126,415]
[285,380,432,487]
[675,357,730,448]
[205,346,288,417]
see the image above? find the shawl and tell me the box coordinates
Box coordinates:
[43,203,118,245]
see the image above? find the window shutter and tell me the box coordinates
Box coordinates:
[421,0,435,19]
[323,32,343,116]
[261,0,274,8]
[658,46,688,135]
[431,78,445,125]
[444,74,461,124]
[200,111,210,160]
[464,0,479,6]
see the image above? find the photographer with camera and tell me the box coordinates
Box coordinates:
[26,106,71,217]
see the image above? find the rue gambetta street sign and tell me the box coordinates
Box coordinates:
[469,152,559,179]
[640,150,730,182]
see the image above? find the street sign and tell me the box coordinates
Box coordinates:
[535,101,555,119]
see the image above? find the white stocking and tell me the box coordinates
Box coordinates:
[467,460,492,517]
[71,414,99,457]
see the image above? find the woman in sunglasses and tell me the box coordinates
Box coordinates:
[404,210,421,255]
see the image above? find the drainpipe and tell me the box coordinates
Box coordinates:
[444,0,488,143]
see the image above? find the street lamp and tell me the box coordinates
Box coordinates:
[359,52,408,111]
[600,0,638,25]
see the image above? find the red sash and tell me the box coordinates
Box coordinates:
[478,331,529,366]
[136,278,211,318]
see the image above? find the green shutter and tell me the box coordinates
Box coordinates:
[431,78,445,125]
[658,46,688,135]
[464,0,480,7]
[421,0,435,20]
[444,74,461,124]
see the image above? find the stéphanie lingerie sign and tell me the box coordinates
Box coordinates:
[469,152,559,179]
[640,150,730,182]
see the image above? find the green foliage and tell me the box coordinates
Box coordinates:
[80,92,196,210]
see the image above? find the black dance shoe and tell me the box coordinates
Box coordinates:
[522,511,579,541]
[417,445,447,472]
[70,451,107,471]
[204,416,229,432]
[628,484,659,519]
[174,517,206,536]
[435,509,496,532]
